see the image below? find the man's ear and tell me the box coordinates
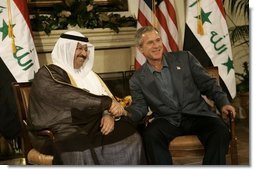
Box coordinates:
[137,46,143,54]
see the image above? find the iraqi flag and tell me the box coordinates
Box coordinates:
[0,0,39,139]
[184,0,236,99]
[0,0,40,82]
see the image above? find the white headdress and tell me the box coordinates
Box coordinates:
[51,31,108,95]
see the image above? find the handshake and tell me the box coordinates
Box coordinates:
[101,96,132,135]
[109,96,132,117]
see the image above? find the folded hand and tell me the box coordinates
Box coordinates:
[100,115,115,135]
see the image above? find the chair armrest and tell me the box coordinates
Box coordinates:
[23,120,55,141]
[222,112,235,129]
[27,148,53,165]
[227,112,236,138]
[36,130,55,141]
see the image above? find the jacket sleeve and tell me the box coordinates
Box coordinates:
[187,51,230,110]
[31,66,112,113]
[125,73,149,122]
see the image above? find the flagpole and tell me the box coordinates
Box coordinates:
[152,0,158,29]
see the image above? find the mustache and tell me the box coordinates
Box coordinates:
[77,55,88,60]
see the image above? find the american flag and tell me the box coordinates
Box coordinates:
[135,0,180,69]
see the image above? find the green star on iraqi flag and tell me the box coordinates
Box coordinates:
[0,0,39,82]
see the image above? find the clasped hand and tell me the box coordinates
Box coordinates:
[100,100,125,135]
[109,100,125,117]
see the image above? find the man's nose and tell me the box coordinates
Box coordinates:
[81,49,88,55]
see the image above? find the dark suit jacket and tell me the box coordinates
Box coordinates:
[126,51,230,127]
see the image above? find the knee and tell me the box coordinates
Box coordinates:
[143,126,159,141]
[213,125,230,142]
[142,119,171,147]
[143,123,169,145]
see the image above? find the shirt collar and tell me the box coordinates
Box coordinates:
[147,56,168,73]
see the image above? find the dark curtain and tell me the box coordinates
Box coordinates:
[0,58,21,140]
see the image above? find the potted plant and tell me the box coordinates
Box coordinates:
[29,0,137,35]
[235,61,249,116]
[235,61,249,93]
[226,0,249,46]
[224,0,249,117]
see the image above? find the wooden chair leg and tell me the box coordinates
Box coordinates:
[230,137,239,165]
[229,113,239,165]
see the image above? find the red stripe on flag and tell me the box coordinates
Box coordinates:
[164,0,177,27]
[215,0,226,18]
[156,8,179,51]
[138,9,152,26]
[13,0,32,33]
[135,60,142,70]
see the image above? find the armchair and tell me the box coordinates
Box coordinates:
[12,82,53,165]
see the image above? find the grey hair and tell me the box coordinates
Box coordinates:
[135,26,159,47]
